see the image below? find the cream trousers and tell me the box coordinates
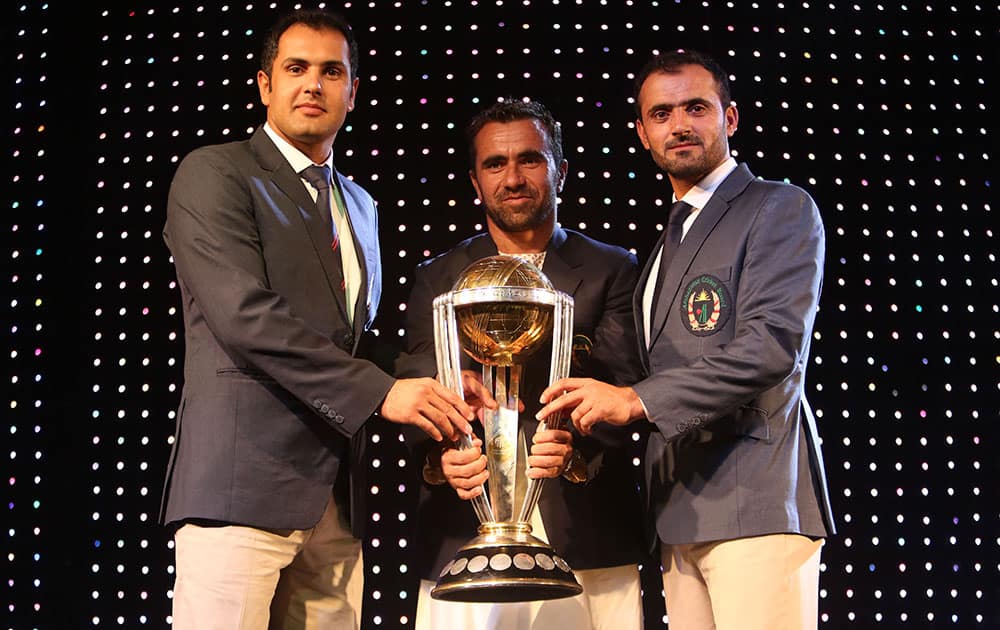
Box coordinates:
[172,497,363,630]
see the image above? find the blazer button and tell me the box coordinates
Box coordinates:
[320,403,330,413]
[312,399,323,409]
[334,414,345,424]
[343,333,355,347]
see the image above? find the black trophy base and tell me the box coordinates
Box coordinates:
[430,524,582,603]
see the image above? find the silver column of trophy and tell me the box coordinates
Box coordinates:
[429,255,581,602]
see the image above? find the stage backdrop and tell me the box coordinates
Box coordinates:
[4,1,996,628]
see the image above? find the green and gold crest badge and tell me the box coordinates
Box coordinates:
[679,274,732,336]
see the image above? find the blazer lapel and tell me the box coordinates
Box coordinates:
[455,228,579,299]
[647,164,755,349]
[463,228,580,295]
[250,130,352,325]
[633,229,669,371]
[466,235,499,267]
[336,174,377,335]
[541,227,582,297]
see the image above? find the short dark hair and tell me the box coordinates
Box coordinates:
[465,98,564,168]
[633,50,732,116]
[260,9,359,80]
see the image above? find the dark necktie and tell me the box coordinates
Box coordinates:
[302,164,355,311]
[650,200,694,325]
[301,164,339,249]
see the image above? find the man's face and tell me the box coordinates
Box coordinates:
[635,64,738,190]
[469,119,567,234]
[257,24,358,162]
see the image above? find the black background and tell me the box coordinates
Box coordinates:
[4,1,997,628]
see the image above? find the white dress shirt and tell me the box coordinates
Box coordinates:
[263,123,362,323]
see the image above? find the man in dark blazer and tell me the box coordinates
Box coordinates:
[399,100,648,630]
[538,51,837,629]
[161,10,477,629]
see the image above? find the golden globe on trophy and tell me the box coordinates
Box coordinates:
[429,255,581,602]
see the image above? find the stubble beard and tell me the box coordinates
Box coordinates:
[659,123,730,183]
[484,193,555,233]
[649,130,709,178]
[654,149,714,183]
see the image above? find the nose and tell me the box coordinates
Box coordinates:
[502,164,525,188]
[303,68,323,94]
[669,109,691,135]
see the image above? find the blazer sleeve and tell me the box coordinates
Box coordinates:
[395,259,442,379]
[572,250,645,472]
[164,147,396,438]
[587,251,645,387]
[633,185,825,438]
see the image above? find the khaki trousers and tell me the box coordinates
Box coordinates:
[172,497,363,630]
[661,533,823,630]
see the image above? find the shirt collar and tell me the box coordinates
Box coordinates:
[263,122,334,174]
[676,156,738,208]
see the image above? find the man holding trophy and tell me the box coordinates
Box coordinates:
[536,51,836,629]
[399,99,647,629]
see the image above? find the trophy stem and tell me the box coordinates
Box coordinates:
[484,364,525,523]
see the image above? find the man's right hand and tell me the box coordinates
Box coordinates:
[441,437,489,500]
[380,378,475,442]
[460,369,500,418]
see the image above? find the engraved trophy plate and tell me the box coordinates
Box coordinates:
[429,255,581,602]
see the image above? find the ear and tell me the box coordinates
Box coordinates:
[556,159,569,193]
[257,70,272,107]
[469,170,484,201]
[725,103,739,138]
[635,119,651,150]
[347,77,360,112]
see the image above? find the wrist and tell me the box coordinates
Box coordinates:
[625,387,646,421]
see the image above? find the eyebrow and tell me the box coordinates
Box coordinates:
[645,97,713,115]
[481,149,546,165]
[282,57,348,71]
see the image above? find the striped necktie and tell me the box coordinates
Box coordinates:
[302,164,338,249]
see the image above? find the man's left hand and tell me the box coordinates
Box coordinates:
[526,428,573,479]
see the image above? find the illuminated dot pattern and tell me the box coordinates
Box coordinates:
[5,2,996,628]
[6,2,53,624]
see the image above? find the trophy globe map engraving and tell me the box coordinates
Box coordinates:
[429,254,582,602]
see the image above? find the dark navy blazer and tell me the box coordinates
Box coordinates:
[161,128,395,533]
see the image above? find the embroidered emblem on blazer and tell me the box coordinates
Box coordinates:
[680,274,732,336]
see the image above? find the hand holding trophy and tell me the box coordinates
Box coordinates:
[429,255,582,602]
